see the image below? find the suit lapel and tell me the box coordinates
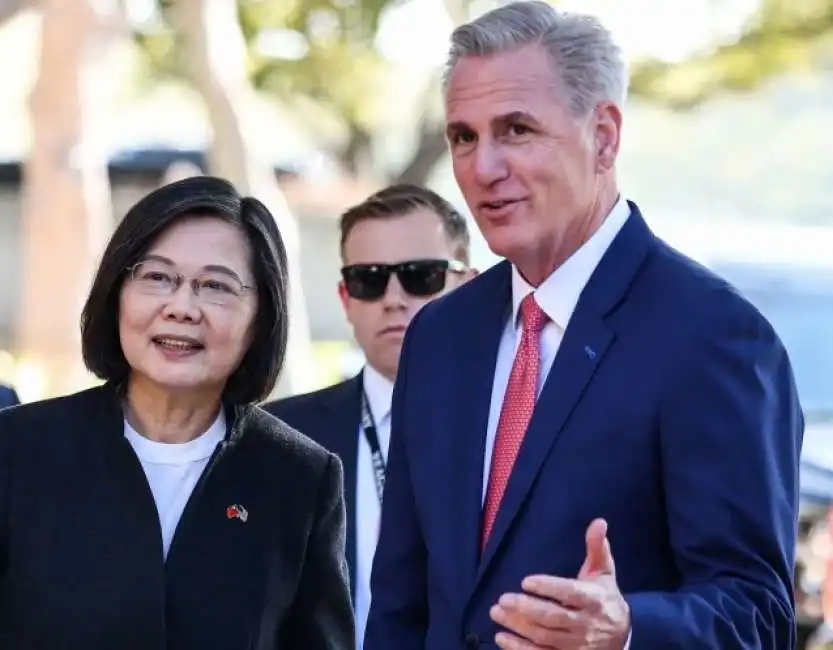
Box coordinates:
[474,204,655,585]
[451,263,513,598]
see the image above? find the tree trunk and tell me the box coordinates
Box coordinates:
[393,121,448,185]
[17,0,118,399]
[173,0,316,399]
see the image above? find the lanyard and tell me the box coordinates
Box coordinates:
[361,389,387,506]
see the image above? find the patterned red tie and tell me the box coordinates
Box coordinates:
[481,293,549,547]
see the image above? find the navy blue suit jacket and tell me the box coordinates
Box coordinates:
[0,386,18,410]
[364,205,804,650]
[264,375,362,598]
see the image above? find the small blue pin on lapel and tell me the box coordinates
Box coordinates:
[584,345,596,359]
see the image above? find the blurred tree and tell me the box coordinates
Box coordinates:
[169,0,317,398]
[133,0,833,181]
[18,0,122,397]
[629,0,833,109]
[133,0,464,186]
[6,0,831,188]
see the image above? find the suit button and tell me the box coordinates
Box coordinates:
[464,631,480,648]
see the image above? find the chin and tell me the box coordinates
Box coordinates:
[142,368,207,393]
[484,230,533,262]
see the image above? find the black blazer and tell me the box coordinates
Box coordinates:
[263,375,362,597]
[0,383,354,650]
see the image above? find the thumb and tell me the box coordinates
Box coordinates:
[578,518,616,580]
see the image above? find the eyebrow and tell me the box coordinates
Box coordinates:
[446,111,540,137]
[445,121,470,138]
[495,110,539,125]
[141,254,244,281]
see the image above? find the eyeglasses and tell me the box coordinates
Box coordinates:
[126,260,255,307]
[341,258,466,301]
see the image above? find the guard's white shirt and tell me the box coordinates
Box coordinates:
[354,364,393,650]
[124,410,226,559]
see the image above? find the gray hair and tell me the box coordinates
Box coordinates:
[443,1,628,115]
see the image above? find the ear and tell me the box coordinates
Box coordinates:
[594,101,622,173]
[337,280,351,314]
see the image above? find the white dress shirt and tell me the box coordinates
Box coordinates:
[482,197,632,646]
[354,364,394,650]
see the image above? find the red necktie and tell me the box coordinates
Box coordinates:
[481,293,548,547]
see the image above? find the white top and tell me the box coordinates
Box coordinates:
[124,410,226,559]
[354,364,394,650]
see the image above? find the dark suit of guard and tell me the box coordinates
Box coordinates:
[0,382,354,650]
[0,385,18,410]
[264,375,362,598]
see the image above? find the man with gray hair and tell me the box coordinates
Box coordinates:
[365,2,801,650]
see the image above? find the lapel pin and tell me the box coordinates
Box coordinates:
[226,504,248,523]
[584,345,596,359]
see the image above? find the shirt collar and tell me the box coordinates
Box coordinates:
[511,195,631,329]
[362,364,394,424]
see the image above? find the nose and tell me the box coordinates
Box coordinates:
[381,273,408,310]
[473,139,510,187]
[161,281,202,323]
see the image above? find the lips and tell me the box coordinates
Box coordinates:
[152,335,204,351]
[480,199,520,210]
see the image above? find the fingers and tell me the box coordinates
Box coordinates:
[521,575,606,609]
[494,630,546,650]
[490,592,576,648]
[580,518,616,578]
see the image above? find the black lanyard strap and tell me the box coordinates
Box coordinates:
[361,389,386,505]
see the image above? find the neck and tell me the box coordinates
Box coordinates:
[124,375,222,444]
[367,363,396,384]
[516,184,619,287]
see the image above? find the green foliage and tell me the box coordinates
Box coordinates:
[245,0,399,130]
[126,0,833,184]
[630,0,833,109]
[130,0,186,87]
[131,0,833,123]
[132,0,398,134]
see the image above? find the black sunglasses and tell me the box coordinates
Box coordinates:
[341,258,466,301]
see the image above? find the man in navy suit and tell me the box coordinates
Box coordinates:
[264,183,474,649]
[0,385,18,410]
[364,3,803,650]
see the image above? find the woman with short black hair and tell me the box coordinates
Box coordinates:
[0,176,353,650]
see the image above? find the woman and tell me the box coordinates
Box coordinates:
[0,176,353,649]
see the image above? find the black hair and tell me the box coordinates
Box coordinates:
[80,176,288,404]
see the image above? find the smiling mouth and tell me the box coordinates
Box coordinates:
[481,199,521,210]
[152,336,204,352]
